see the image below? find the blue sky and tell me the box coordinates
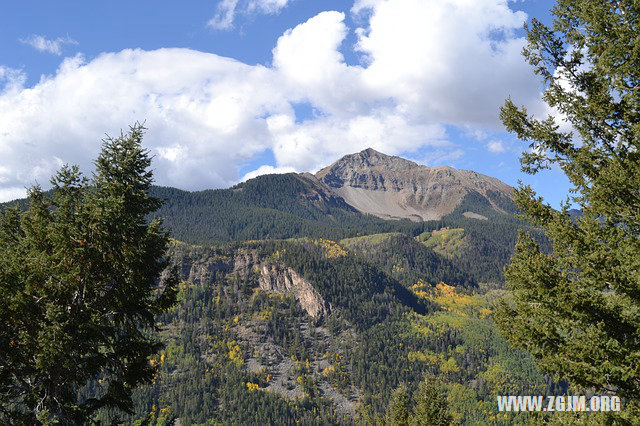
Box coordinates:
[0,0,572,208]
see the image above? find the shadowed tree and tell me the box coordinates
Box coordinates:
[0,124,178,423]
[495,0,640,401]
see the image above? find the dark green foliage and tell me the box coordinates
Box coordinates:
[341,233,476,288]
[496,0,640,406]
[486,190,519,214]
[275,240,431,329]
[148,175,423,244]
[386,385,410,426]
[146,183,540,288]
[0,125,178,424]
[437,192,550,284]
[410,377,452,426]
[85,237,563,424]
[95,243,350,425]
[1,173,534,291]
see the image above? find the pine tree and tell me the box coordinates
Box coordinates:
[0,124,178,423]
[495,1,640,399]
[386,384,410,426]
[409,377,451,426]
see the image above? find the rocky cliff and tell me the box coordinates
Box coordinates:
[176,249,330,318]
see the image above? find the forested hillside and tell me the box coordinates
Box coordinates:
[1,163,557,424]
[93,239,563,425]
[148,175,424,244]
[4,0,637,422]
[143,171,539,285]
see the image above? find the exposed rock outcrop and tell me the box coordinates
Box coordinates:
[257,262,330,318]
[173,249,330,319]
[233,251,331,318]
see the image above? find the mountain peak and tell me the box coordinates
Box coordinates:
[359,147,384,157]
[315,149,513,221]
[316,149,418,182]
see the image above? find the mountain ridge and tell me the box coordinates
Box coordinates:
[1,148,515,224]
[315,148,515,221]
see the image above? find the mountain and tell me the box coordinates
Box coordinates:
[2,148,529,283]
[2,148,516,233]
[3,148,561,424]
[316,148,515,221]
[143,148,520,249]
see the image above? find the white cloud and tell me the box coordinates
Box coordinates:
[418,148,465,166]
[268,111,448,172]
[209,0,292,30]
[241,164,297,182]
[487,140,506,153]
[0,187,27,202]
[208,0,240,30]
[0,49,290,196]
[353,0,543,126]
[0,1,549,202]
[272,11,370,117]
[0,66,26,94]
[20,35,78,55]
[248,0,291,14]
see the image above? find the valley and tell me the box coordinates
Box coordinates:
[84,149,561,424]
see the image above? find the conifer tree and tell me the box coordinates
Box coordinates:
[386,384,410,426]
[0,124,178,423]
[495,1,640,399]
[409,377,451,426]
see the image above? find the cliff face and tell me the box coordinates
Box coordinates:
[177,249,330,319]
[257,263,330,318]
[315,148,514,221]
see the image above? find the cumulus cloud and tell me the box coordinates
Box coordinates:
[267,111,448,172]
[209,0,292,30]
[241,164,297,182]
[0,50,291,201]
[353,0,543,126]
[0,1,546,201]
[271,11,379,119]
[487,140,506,153]
[20,35,78,55]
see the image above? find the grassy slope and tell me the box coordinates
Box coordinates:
[416,228,467,258]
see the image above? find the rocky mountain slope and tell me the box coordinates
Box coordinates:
[316,148,515,221]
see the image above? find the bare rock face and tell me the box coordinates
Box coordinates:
[185,256,232,285]
[315,148,514,221]
[233,252,330,319]
[258,263,330,318]
[232,251,262,274]
[171,249,330,319]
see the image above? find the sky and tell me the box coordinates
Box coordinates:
[0,0,572,207]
